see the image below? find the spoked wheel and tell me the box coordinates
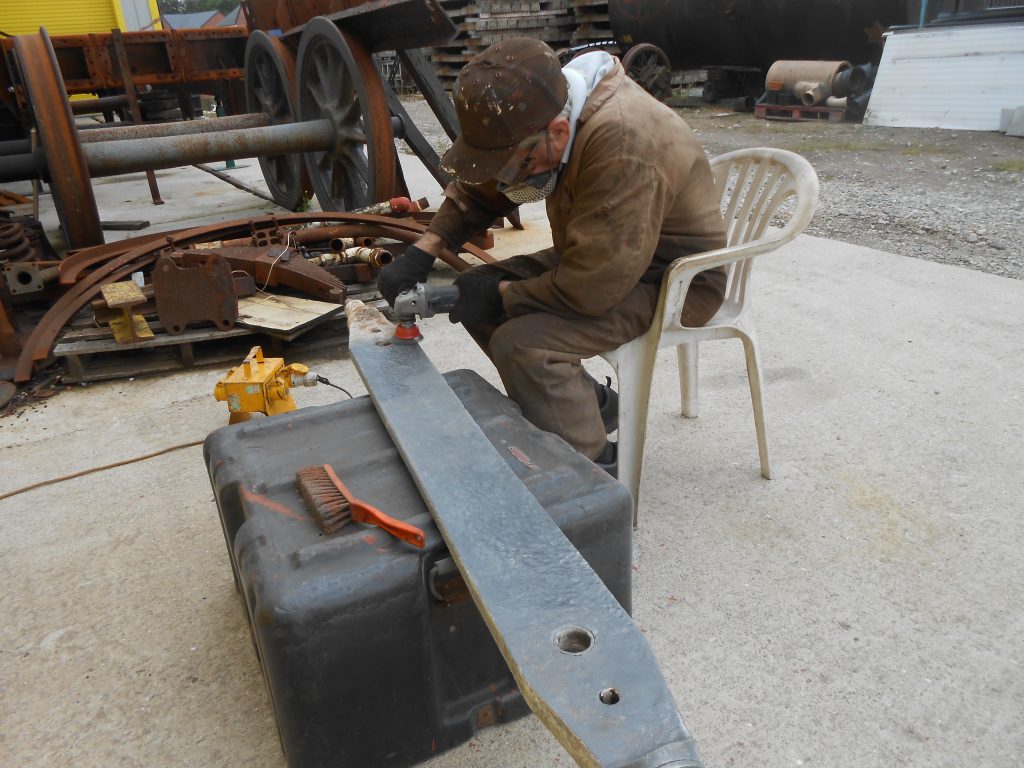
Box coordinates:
[296,17,395,211]
[245,31,311,210]
[13,29,103,248]
[622,43,672,102]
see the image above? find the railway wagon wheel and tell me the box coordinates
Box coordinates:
[245,31,312,211]
[622,43,672,102]
[296,17,395,212]
[13,29,103,248]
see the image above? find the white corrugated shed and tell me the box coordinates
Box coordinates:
[865,22,1024,131]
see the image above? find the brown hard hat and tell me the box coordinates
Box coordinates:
[441,38,567,184]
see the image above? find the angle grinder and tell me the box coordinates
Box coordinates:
[391,282,460,342]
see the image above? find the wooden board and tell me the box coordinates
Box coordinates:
[236,293,345,337]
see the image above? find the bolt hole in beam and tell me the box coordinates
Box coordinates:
[599,687,621,705]
[555,625,594,654]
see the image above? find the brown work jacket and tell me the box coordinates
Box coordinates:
[428,61,727,321]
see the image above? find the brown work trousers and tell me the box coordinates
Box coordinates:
[462,249,726,460]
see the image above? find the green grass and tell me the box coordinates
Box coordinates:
[995,160,1024,173]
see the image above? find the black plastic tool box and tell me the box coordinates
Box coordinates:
[204,369,633,767]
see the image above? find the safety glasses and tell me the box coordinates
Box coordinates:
[493,129,549,186]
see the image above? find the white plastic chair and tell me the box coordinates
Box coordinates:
[600,147,820,523]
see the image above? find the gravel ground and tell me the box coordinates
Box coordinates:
[401,96,1024,280]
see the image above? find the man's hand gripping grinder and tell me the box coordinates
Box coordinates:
[392,283,459,342]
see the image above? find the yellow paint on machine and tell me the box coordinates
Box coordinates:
[0,0,161,35]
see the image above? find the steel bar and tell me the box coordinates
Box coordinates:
[346,301,704,768]
[193,164,278,205]
[69,95,130,114]
[383,79,452,189]
[111,29,163,206]
[78,113,272,144]
[0,152,43,183]
[0,139,31,156]
[397,47,459,141]
[81,119,335,177]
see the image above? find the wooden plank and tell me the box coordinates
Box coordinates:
[54,323,252,355]
[236,293,345,336]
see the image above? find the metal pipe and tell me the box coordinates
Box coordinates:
[81,119,335,177]
[293,225,380,245]
[342,246,393,269]
[0,139,32,156]
[794,80,828,107]
[70,94,130,114]
[920,0,928,27]
[78,112,273,144]
[0,151,45,183]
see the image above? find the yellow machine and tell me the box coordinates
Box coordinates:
[214,346,317,423]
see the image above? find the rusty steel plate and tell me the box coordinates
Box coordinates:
[296,17,396,212]
[245,32,312,210]
[13,29,103,249]
[153,253,237,334]
[346,301,704,768]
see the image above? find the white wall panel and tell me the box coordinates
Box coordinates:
[865,23,1024,131]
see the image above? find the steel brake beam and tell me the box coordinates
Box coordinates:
[346,300,703,768]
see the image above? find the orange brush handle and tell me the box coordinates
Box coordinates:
[350,503,426,549]
[322,464,426,549]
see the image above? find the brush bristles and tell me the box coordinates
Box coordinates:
[296,465,352,535]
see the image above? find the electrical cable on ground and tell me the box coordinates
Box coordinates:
[0,439,205,502]
[317,376,353,399]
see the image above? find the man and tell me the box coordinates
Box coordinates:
[378,38,727,474]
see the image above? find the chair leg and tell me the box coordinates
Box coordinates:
[677,342,699,418]
[614,345,658,528]
[738,331,771,479]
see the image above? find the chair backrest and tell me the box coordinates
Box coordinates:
[653,147,819,337]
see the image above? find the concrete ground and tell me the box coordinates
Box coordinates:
[1,147,1022,767]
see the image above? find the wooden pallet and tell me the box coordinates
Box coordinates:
[52,296,385,384]
[754,103,846,122]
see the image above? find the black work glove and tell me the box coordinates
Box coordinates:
[449,272,505,326]
[377,245,436,306]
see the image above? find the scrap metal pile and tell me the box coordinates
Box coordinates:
[0,207,495,386]
[0,0,474,392]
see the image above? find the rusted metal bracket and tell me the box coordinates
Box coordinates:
[153,252,237,335]
[199,245,347,304]
[346,300,704,768]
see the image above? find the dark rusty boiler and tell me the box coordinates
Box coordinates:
[609,0,915,69]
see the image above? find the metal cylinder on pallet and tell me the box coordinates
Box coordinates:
[765,60,868,101]
[608,0,915,69]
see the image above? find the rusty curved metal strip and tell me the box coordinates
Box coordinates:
[18,213,494,382]
[58,214,491,286]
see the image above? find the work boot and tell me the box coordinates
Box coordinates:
[593,440,618,478]
[593,376,619,434]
